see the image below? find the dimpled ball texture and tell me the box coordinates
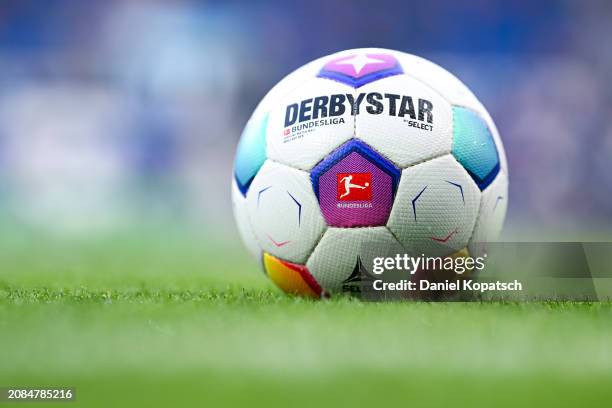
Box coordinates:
[232,48,508,298]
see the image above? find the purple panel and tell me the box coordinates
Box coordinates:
[311,140,399,227]
[317,53,403,88]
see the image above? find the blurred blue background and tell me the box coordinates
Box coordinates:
[0,0,611,238]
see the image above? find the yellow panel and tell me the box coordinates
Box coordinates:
[263,253,320,298]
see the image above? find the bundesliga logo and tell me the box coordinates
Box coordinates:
[337,173,372,201]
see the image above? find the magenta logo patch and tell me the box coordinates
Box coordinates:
[310,140,400,227]
[317,53,403,88]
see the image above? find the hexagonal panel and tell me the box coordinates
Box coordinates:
[393,51,483,109]
[452,106,500,190]
[306,226,404,293]
[388,155,481,257]
[310,139,400,227]
[468,170,508,257]
[355,74,453,168]
[266,77,355,170]
[246,160,326,264]
[394,51,508,173]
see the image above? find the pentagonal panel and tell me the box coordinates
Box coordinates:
[452,106,500,190]
[266,77,355,170]
[306,227,404,293]
[246,160,326,263]
[317,51,403,88]
[468,170,508,257]
[355,74,453,168]
[231,179,261,260]
[263,252,323,298]
[310,139,400,227]
[388,155,481,257]
[475,104,508,174]
[234,113,268,195]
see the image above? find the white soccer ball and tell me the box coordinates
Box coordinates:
[232,48,508,298]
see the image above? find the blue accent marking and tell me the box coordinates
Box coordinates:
[234,114,269,196]
[411,186,428,222]
[287,191,302,227]
[310,139,401,202]
[452,107,500,190]
[257,186,271,208]
[446,180,465,204]
[317,65,403,88]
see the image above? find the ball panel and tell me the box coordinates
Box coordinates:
[246,160,326,264]
[452,106,500,190]
[394,52,483,109]
[387,155,481,257]
[393,51,508,173]
[468,170,508,257]
[310,139,400,227]
[233,113,268,195]
[475,105,508,174]
[231,179,261,260]
[266,77,355,170]
[355,74,453,168]
[317,51,404,88]
[263,252,323,298]
[306,226,404,293]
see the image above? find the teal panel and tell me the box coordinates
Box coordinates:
[452,107,500,190]
[234,114,268,195]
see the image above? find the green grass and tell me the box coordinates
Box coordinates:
[1,228,612,407]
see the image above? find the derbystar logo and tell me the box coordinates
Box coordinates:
[284,93,434,128]
[337,173,372,201]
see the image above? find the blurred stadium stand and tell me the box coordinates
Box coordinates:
[0,0,611,236]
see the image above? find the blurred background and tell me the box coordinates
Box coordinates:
[0,0,611,240]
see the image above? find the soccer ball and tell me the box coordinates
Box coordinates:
[232,48,507,298]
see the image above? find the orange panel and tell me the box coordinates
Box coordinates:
[263,253,322,298]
